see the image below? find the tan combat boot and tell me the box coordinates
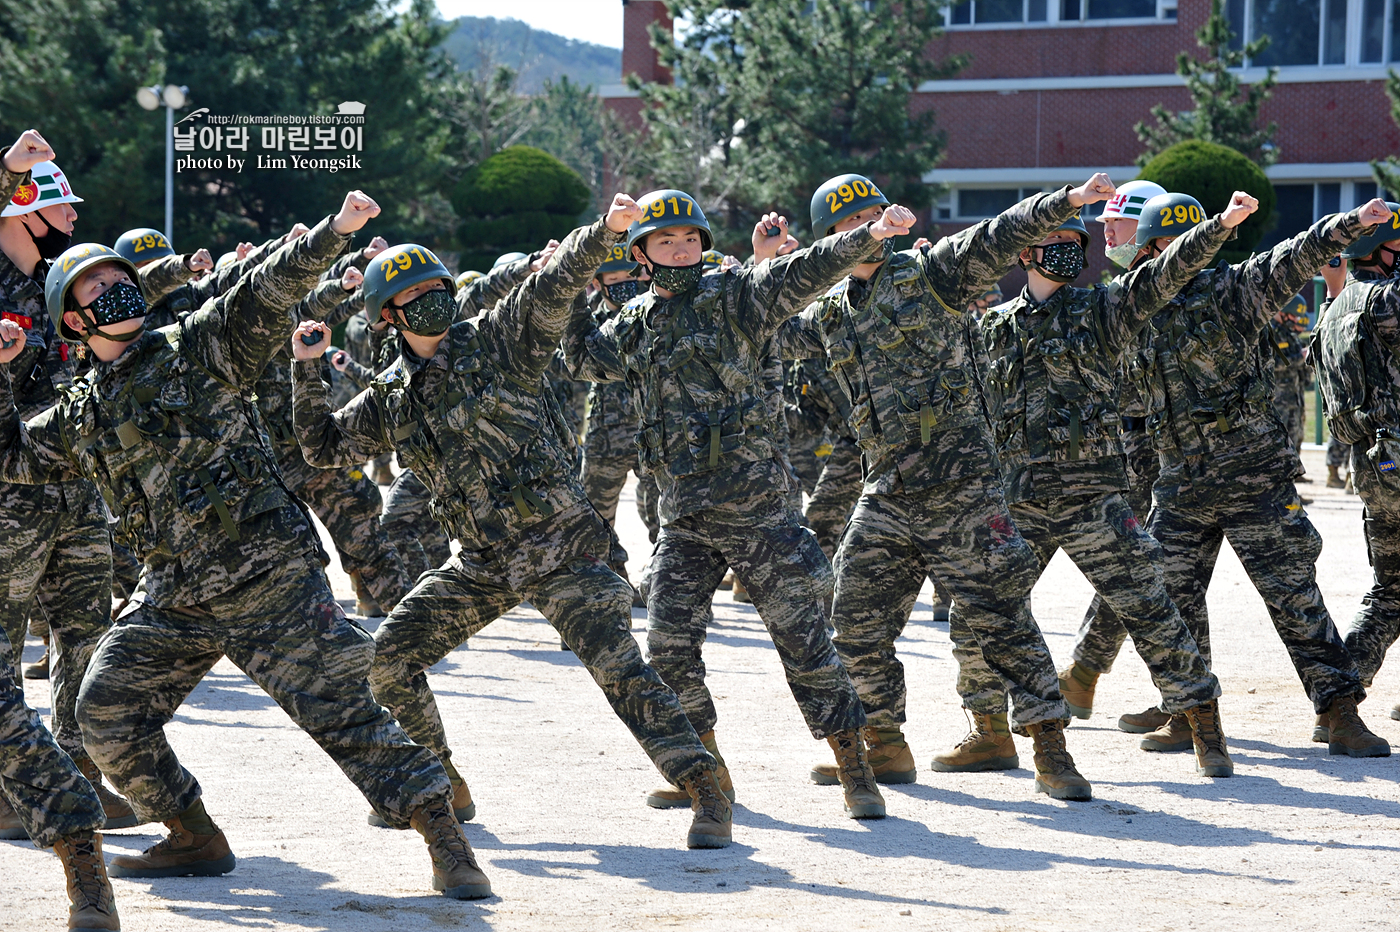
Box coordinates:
[1312,713,1329,743]
[1326,696,1392,757]
[349,569,385,618]
[810,726,916,785]
[683,769,733,849]
[0,792,27,840]
[370,457,396,486]
[1138,713,1194,752]
[1058,662,1099,720]
[1391,701,1400,722]
[930,712,1019,773]
[647,730,735,809]
[826,730,886,819]
[108,812,235,878]
[1326,464,1345,488]
[23,639,49,679]
[371,758,475,827]
[53,831,120,932]
[75,758,141,831]
[1183,700,1233,777]
[410,802,492,899]
[731,576,752,603]
[1118,705,1171,734]
[1026,721,1091,800]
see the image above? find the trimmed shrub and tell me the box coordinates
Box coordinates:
[1137,139,1276,264]
[452,146,591,260]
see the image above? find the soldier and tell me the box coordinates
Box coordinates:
[1059,194,1391,758]
[0,130,138,837]
[0,190,496,901]
[0,127,123,932]
[292,198,736,851]
[775,174,1113,798]
[1269,295,1311,456]
[786,354,861,561]
[578,244,656,598]
[566,188,923,820]
[1314,203,1400,728]
[962,190,1258,782]
[113,228,214,314]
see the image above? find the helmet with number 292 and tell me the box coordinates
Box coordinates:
[114,228,176,265]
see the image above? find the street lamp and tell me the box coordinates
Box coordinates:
[136,84,189,243]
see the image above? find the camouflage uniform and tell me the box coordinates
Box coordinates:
[0,163,112,771]
[253,278,413,612]
[580,290,662,545]
[293,220,716,787]
[0,620,104,848]
[140,233,290,331]
[565,227,888,741]
[1068,211,1371,712]
[1315,268,1400,685]
[786,357,862,559]
[770,189,1088,734]
[0,217,453,829]
[1268,317,1310,452]
[959,209,1234,719]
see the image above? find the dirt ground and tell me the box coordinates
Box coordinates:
[3,445,1397,932]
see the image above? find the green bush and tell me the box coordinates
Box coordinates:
[1137,140,1276,264]
[451,146,592,257]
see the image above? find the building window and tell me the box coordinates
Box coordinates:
[1228,0,1400,66]
[955,187,1043,219]
[946,0,1171,26]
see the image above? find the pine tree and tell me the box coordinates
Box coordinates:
[1370,69,1400,200]
[1135,0,1279,168]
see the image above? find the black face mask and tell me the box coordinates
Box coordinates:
[390,288,455,337]
[1379,245,1400,277]
[27,212,72,260]
[603,279,641,306]
[646,259,705,295]
[1031,241,1085,284]
[78,282,147,344]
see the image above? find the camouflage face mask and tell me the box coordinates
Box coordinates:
[648,260,705,295]
[77,282,148,344]
[604,279,641,306]
[391,287,454,337]
[1104,240,1141,269]
[1034,241,1085,283]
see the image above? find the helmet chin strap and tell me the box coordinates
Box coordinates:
[72,308,145,345]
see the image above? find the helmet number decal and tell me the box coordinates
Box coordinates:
[379,246,438,283]
[1159,204,1204,227]
[132,233,169,254]
[825,180,883,214]
[648,197,694,220]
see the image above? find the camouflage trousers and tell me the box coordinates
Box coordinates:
[647,491,864,739]
[1344,446,1400,685]
[0,487,113,764]
[379,468,452,581]
[281,454,414,610]
[369,503,714,787]
[1327,438,1353,470]
[1273,385,1306,452]
[951,490,1219,717]
[111,542,142,603]
[1069,431,1219,675]
[806,438,862,560]
[77,555,451,829]
[832,481,1065,735]
[580,450,662,551]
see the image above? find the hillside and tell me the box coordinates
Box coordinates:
[441,16,621,93]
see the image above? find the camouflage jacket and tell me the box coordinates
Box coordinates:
[774,187,1080,496]
[1266,318,1309,393]
[137,253,197,305]
[0,163,100,518]
[564,224,880,524]
[581,290,640,459]
[1130,210,1367,470]
[788,355,857,444]
[294,219,616,564]
[980,214,1231,503]
[0,217,352,607]
[1315,268,1400,447]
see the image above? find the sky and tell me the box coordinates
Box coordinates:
[434,1,624,48]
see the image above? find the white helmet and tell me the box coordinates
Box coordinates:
[3,161,83,217]
[1098,180,1167,223]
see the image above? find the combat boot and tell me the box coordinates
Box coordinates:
[1183,700,1234,777]
[683,769,733,849]
[1327,464,1345,488]
[108,806,235,878]
[647,731,735,808]
[810,725,916,785]
[410,802,491,899]
[930,712,1019,773]
[1118,705,1171,734]
[1026,721,1091,801]
[24,640,49,679]
[932,602,950,624]
[1139,713,1194,752]
[1326,696,1391,758]
[1312,713,1329,743]
[719,569,735,591]
[75,758,141,831]
[1058,662,1098,720]
[349,569,385,618]
[1391,701,1400,722]
[731,576,752,603]
[0,792,27,840]
[371,758,475,827]
[825,730,886,819]
[53,831,120,931]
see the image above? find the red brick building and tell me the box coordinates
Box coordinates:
[603,0,1398,279]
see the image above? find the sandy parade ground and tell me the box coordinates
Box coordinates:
[3,445,1397,932]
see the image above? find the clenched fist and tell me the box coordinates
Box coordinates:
[332,191,380,235]
[1069,173,1116,208]
[870,204,917,241]
[364,236,389,260]
[3,130,55,174]
[1357,198,1395,229]
[606,194,644,234]
[341,266,364,291]
[185,249,214,274]
[291,321,329,361]
[0,319,27,365]
[1220,191,1259,230]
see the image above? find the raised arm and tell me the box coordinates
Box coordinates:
[563,294,633,384]
[0,333,79,487]
[455,251,536,321]
[291,353,394,467]
[138,254,196,304]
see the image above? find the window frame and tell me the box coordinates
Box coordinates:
[943,0,1176,29]
[1229,0,1398,67]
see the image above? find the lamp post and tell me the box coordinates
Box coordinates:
[136,84,189,243]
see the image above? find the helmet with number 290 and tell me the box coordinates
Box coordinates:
[1133,193,1207,247]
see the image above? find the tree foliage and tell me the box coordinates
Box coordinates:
[1371,69,1400,200]
[1137,140,1276,263]
[451,145,590,271]
[1135,0,1278,168]
[634,0,961,251]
